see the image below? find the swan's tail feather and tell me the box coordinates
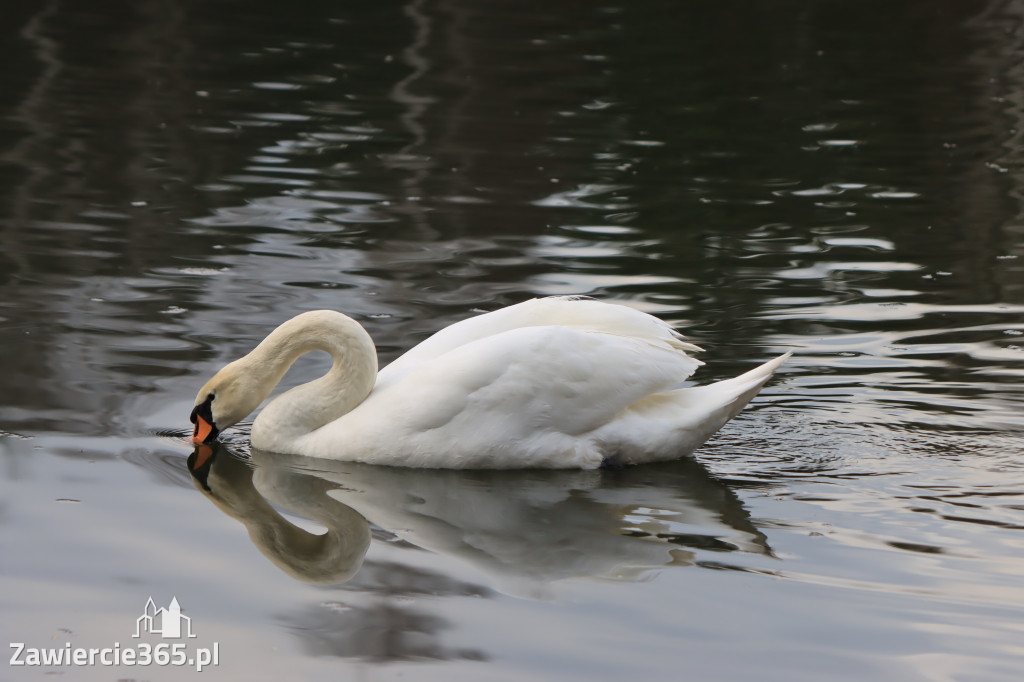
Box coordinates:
[675,351,792,440]
[676,351,792,421]
[699,351,791,398]
[600,352,791,465]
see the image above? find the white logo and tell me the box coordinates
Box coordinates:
[10,597,218,672]
[133,597,196,639]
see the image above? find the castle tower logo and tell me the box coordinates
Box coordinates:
[133,597,196,639]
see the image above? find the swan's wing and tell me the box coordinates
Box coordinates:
[376,296,701,390]
[351,324,701,445]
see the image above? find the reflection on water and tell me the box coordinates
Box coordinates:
[189,444,770,594]
[188,445,370,585]
[189,442,775,664]
[2,0,1024,679]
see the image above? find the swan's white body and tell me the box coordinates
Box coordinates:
[192,297,789,469]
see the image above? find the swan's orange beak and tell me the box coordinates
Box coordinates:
[192,414,216,445]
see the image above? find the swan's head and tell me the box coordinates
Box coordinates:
[190,360,264,444]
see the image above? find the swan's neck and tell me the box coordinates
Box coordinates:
[244,311,378,452]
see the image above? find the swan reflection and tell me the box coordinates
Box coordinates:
[188,444,771,591]
[188,444,371,585]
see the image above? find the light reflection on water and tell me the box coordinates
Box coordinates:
[1,0,1024,680]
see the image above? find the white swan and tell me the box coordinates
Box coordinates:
[190,296,790,469]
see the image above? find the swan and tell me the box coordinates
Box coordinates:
[190,296,790,469]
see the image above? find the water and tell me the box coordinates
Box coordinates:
[2,0,1023,679]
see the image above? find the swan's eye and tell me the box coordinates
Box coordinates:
[190,393,215,425]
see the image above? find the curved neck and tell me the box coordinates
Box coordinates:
[245,311,378,451]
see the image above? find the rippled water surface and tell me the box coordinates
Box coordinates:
[2,1,1024,680]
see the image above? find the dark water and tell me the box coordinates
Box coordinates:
[2,1,1023,680]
